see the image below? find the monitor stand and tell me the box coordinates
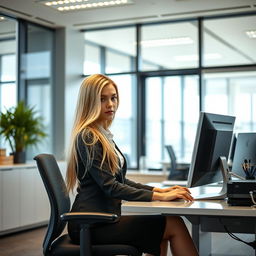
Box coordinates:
[194,156,231,200]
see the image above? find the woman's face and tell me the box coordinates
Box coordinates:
[97,83,118,126]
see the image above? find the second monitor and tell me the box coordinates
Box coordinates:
[231,132,256,179]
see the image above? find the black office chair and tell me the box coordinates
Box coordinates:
[165,145,190,181]
[34,153,140,256]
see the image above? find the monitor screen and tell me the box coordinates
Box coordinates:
[187,112,235,192]
[231,133,256,179]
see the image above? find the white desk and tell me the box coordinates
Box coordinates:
[122,186,256,255]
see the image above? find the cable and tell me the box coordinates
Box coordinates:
[219,218,256,250]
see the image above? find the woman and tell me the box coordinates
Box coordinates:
[66,74,198,256]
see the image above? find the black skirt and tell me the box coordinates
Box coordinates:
[68,215,166,256]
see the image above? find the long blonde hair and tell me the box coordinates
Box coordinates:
[66,74,120,193]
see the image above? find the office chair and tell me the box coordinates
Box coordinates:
[165,145,190,181]
[34,153,140,256]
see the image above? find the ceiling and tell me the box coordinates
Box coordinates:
[0,0,256,70]
[0,0,256,30]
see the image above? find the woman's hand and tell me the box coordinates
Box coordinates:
[152,186,194,202]
[153,185,189,193]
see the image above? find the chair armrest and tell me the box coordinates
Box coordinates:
[61,212,118,225]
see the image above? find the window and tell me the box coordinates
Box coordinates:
[0,16,17,152]
[82,13,256,171]
[202,70,256,132]
[84,43,101,75]
[83,27,136,75]
[0,55,16,111]
[203,15,256,66]
[24,24,54,159]
[145,75,199,168]
[109,74,137,168]
[141,21,199,71]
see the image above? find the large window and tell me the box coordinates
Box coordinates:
[0,16,17,152]
[202,70,256,132]
[109,74,137,168]
[141,21,199,71]
[84,27,136,75]
[82,13,256,171]
[22,23,54,159]
[145,75,199,168]
[203,15,256,67]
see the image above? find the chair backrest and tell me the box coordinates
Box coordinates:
[165,145,177,171]
[34,154,71,255]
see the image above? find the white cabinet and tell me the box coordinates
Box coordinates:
[0,162,69,235]
[1,168,20,231]
[34,170,50,222]
[20,167,36,226]
[0,164,51,235]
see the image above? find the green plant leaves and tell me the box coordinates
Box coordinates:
[0,101,47,153]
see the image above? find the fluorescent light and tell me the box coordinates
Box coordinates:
[175,53,222,62]
[245,30,256,39]
[141,37,193,47]
[0,17,5,21]
[39,0,132,12]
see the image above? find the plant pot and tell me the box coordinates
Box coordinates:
[13,151,26,164]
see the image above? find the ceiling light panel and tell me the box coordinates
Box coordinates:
[245,30,256,38]
[141,37,194,47]
[37,0,133,12]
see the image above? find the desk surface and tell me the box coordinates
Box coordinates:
[122,199,256,217]
[122,185,256,217]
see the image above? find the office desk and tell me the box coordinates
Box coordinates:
[122,187,256,255]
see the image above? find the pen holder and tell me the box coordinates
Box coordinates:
[245,165,256,180]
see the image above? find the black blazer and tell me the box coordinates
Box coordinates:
[70,134,153,216]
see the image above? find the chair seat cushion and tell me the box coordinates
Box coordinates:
[50,234,140,256]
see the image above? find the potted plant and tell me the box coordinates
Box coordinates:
[0,101,47,163]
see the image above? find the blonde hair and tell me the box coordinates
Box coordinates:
[66,74,120,193]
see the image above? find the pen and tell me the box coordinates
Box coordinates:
[241,163,249,177]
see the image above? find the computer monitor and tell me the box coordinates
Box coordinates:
[231,133,256,179]
[228,133,237,164]
[187,112,236,199]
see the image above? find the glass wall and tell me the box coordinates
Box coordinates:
[203,15,256,66]
[84,26,136,75]
[202,70,256,132]
[109,74,137,168]
[141,21,199,70]
[24,24,54,159]
[145,75,199,168]
[0,15,17,152]
[83,13,256,171]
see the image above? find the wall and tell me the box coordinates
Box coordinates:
[54,28,84,160]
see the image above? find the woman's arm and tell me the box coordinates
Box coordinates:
[77,137,193,202]
[123,177,154,191]
[152,186,194,201]
[77,137,153,202]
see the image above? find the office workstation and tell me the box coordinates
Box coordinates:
[123,112,256,255]
[1,1,256,256]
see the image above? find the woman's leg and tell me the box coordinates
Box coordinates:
[144,240,167,256]
[160,240,168,256]
[161,216,198,256]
